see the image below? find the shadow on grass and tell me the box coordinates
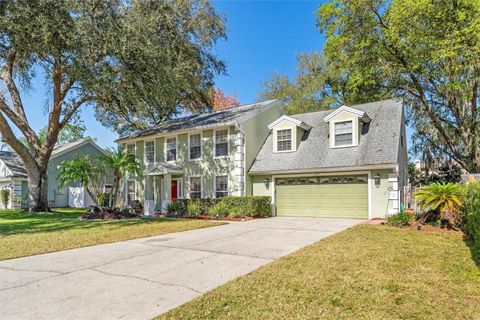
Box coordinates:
[463,235,480,268]
[0,209,181,236]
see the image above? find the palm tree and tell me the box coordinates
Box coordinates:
[57,155,105,205]
[414,182,463,228]
[100,148,141,208]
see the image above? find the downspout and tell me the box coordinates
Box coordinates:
[234,120,247,197]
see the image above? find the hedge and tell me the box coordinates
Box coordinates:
[463,181,480,263]
[169,196,272,218]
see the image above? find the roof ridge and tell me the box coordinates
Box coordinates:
[289,98,402,118]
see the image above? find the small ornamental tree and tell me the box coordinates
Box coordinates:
[212,88,241,111]
[100,148,141,208]
[0,188,10,209]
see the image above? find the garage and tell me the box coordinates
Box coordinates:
[275,175,368,219]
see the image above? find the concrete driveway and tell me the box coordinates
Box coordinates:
[0,217,361,320]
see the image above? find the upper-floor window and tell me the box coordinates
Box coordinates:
[166,137,177,161]
[215,129,229,157]
[334,121,353,146]
[215,175,228,198]
[277,129,292,151]
[189,176,202,199]
[145,141,154,163]
[126,143,136,155]
[189,133,202,160]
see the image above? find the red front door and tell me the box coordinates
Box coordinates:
[171,180,178,200]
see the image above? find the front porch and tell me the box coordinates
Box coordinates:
[143,163,184,216]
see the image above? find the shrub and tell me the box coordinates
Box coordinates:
[0,188,10,209]
[176,198,217,215]
[96,192,111,207]
[165,201,186,217]
[462,181,480,262]
[219,196,272,217]
[387,207,412,227]
[414,182,463,228]
[210,201,229,219]
[187,200,201,216]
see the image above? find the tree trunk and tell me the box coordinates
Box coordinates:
[26,164,50,212]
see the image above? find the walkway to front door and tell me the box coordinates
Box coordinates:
[0,217,361,320]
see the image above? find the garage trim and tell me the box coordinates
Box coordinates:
[271,171,372,219]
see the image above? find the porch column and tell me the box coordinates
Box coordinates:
[144,176,155,216]
[162,173,172,212]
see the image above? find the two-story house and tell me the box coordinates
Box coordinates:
[115,100,284,215]
[117,98,407,219]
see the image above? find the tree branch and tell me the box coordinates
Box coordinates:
[0,49,28,123]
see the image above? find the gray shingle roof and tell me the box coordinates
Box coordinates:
[0,151,27,178]
[249,98,404,174]
[116,100,281,142]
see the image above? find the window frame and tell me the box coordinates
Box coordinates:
[275,128,293,152]
[214,175,229,198]
[214,128,230,158]
[188,132,202,161]
[165,136,177,162]
[144,140,155,164]
[189,176,202,199]
[126,143,136,155]
[333,120,354,147]
[126,180,136,205]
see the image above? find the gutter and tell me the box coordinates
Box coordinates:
[248,163,398,176]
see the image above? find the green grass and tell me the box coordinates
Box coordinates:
[0,208,221,261]
[158,225,480,320]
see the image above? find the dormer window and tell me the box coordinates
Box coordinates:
[334,121,353,146]
[277,129,292,151]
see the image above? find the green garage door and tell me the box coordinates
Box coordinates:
[275,175,368,219]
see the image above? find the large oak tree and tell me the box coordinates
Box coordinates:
[261,0,480,172]
[0,0,225,211]
[318,0,480,172]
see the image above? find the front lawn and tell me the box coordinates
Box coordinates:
[159,225,480,320]
[0,208,221,261]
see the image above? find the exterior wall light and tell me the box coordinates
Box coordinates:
[374,174,381,188]
[264,178,270,189]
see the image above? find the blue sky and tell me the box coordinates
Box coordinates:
[17,0,326,148]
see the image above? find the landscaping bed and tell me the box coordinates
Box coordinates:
[173,215,257,222]
[80,206,141,220]
[165,196,272,220]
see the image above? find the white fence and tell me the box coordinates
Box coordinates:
[68,187,94,208]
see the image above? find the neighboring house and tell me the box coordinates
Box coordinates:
[0,139,112,209]
[117,98,407,219]
[0,151,28,209]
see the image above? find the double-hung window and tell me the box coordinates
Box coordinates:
[215,129,229,157]
[126,180,136,205]
[189,133,202,160]
[126,143,136,155]
[276,129,292,152]
[189,177,202,199]
[334,121,353,146]
[166,137,177,161]
[145,141,154,163]
[215,176,228,198]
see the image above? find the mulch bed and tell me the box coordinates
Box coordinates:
[160,214,256,222]
[81,207,141,220]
